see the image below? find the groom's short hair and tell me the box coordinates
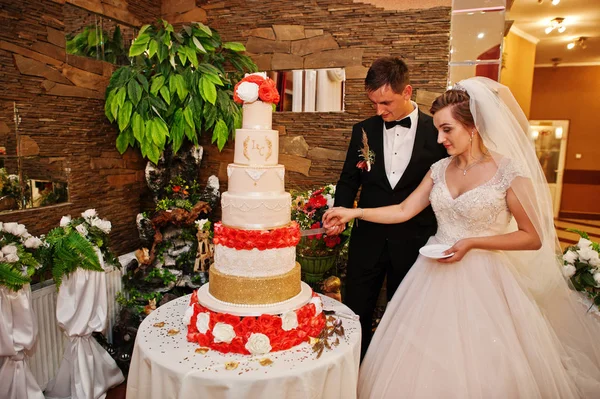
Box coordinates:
[365,57,410,94]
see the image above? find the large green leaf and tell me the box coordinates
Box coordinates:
[150,75,165,96]
[148,39,159,59]
[147,142,160,164]
[199,76,216,105]
[223,42,246,52]
[105,90,116,122]
[154,117,170,139]
[185,46,198,68]
[183,106,195,131]
[129,34,151,57]
[212,119,228,151]
[159,85,171,105]
[174,75,189,101]
[116,131,129,153]
[132,112,145,143]
[136,73,149,93]
[197,63,221,75]
[177,47,188,66]
[195,22,212,37]
[171,109,185,153]
[117,100,133,132]
[192,37,206,53]
[157,42,169,63]
[115,87,126,108]
[204,73,223,86]
[127,79,142,106]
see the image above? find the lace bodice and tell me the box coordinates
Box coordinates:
[429,157,522,245]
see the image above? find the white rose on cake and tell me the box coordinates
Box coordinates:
[212,322,236,343]
[310,296,323,316]
[196,312,211,334]
[280,311,298,331]
[245,333,272,355]
[236,81,259,103]
[182,305,195,326]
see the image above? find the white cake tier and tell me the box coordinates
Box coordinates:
[242,101,273,130]
[234,129,279,166]
[221,192,291,230]
[212,244,296,277]
[227,164,285,195]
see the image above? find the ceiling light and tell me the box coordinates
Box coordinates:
[477,33,485,39]
[551,0,560,4]
[545,17,566,34]
[567,36,588,50]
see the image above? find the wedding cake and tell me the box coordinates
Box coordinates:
[186,73,325,355]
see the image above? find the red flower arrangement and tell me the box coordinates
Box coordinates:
[186,290,326,354]
[213,222,300,250]
[233,73,280,105]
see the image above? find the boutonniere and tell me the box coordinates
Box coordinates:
[356,129,375,172]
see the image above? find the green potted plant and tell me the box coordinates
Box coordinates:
[104,20,257,164]
[291,184,352,284]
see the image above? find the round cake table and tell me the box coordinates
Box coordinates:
[126,294,361,399]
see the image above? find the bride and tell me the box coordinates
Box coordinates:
[323,77,600,398]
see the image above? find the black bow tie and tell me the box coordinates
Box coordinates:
[384,117,411,130]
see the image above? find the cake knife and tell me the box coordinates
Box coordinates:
[299,227,328,236]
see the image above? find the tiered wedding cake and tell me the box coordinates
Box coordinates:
[186,73,325,355]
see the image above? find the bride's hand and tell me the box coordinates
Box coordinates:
[323,207,358,228]
[437,239,472,263]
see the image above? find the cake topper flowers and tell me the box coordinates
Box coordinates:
[356,129,375,172]
[233,72,280,105]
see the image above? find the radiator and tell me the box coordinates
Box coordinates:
[27,252,133,390]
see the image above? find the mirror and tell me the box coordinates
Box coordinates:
[63,4,138,65]
[268,68,346,112]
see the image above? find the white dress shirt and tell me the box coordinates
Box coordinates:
[383,101,419,189]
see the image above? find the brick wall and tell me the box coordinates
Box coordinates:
[197,0,451,190]
[0,0,160,254]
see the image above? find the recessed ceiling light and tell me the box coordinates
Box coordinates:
[551,0,560,5]
[567,42,575,49]
[477,33,485,39]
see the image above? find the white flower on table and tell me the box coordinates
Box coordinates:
[563,264,576,278]
[324,194,334,209]
[23,236,43,249]
[245,333,272,355]
[81,209,97,220]
[280,311,298,331]
[182,305,195,326]
[212,322,236,344]
[3,222,27,237]
[594,273,600,286]
[310,296,323,316]
[91,218,112,234]
[236,81,259,103]
[196,312,210,334]
[75,224,88,237]
[60,215,72,227]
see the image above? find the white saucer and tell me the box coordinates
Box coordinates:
[419,244,454,259]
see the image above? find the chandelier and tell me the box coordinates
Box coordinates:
[545,17,566,34]
[567,37,588,50]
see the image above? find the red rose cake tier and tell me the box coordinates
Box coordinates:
[188,73,324,355]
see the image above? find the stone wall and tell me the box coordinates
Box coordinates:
[197,0,451,190]
[0,0,161,254]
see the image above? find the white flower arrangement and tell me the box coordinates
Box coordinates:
[0,222,44,292]
[563,230,600,309]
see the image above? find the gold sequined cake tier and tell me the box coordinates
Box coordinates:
[209,263,301,305]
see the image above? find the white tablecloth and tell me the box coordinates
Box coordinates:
[0,285,44,399]
[127,294,361,399]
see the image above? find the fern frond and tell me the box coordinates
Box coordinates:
[566,228,589,240]
[0,262,30,292]
[48,229,103,287]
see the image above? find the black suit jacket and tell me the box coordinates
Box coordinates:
[334,111,447,269]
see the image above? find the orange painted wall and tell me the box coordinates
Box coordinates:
[530,65,600,216]
[500,32,536,118]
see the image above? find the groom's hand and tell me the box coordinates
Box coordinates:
[325,223,345,236]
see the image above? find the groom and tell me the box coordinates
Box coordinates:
[327,57,446,359]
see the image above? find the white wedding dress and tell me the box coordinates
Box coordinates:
[358,157,600,398]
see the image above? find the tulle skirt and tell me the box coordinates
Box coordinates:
[358,237,600,398]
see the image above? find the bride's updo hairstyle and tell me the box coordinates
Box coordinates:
[429,90,474,128]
